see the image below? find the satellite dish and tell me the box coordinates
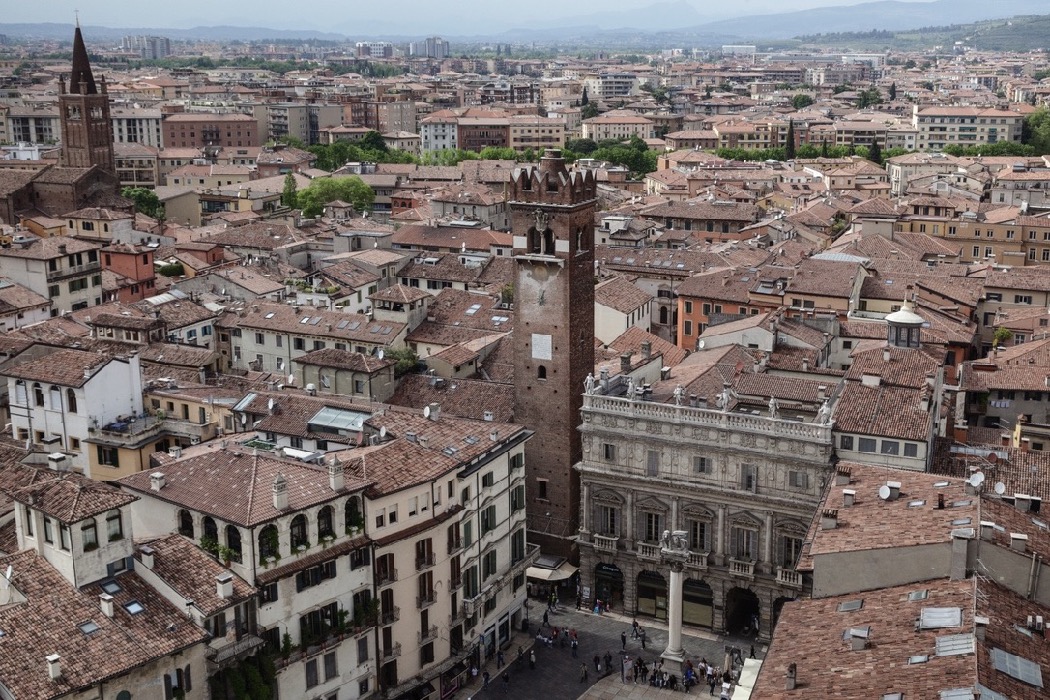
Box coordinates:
[697,340,706,349]
[378,349,385,360]
[878,485,892,501]
[240,413,247,425]
[287,374,295,384]
[423,405,431,419]
[379,426,387,438]
[972,471,985,486]
[994,481,1007,495]
[267,398,275,411]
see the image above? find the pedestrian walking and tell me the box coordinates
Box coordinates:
[497,650,504,669]
[579,663,588,683]
[621,630,627,650]
[604,651,613,676]
[593,654,601,672]
[571,637,578,658]
[482,671,490,686]
[542,610,549,628]
[621,654,629,683]
[640,628,647,650]
[631,619,640,638]
[502,671,510,691]
[576,593,582,610]
[529,650,536,670]
[750,644,756,659]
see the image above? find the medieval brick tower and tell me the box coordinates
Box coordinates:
[58,25,115,174]
[510,149,596,561]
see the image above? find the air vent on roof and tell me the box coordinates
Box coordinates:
[837,599,863,612]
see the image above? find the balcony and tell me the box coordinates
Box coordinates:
[776,567,803,588]
[447,537,462,555]
[636,542,661,561]
[449,574,463,590]
[462,594,483,617]
[46,260,101,282]
[418,625,439,645]
[380,606,400,625]
[207,634,265,668]
[729,558,756,579]
[381,642,402,659]
[415,552,436,571]
[377,568,398,586]
[416,591,436,609]
[592,533,619,552]
[687,551,708,570]
[93,414,218,448]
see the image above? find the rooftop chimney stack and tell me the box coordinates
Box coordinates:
[620,352,632,372]
[427,403,440,421]
[149,472,165,492]
[820,508,838,530]
[641,341,651,361]
[835,466,852,486]
[99,593,115,618]
[842,489,856,507]
[140,545,155,569]
[328,459,344,492]
[46,654,61,681]
[272,473,288,511]
[785,663,797,691]
[216,572,234,599]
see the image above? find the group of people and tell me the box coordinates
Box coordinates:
[535,623,580,655]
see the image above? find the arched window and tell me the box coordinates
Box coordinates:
[203,516,218,543]
[48,386,61,410]
[537,365,547,380]
[345,497,362,533]
[115,691,132,700]
[290,514,308,549]
[66,388,77,414]
[317,505,334,540]
[226,524,242,563]
[258,524,278,561]
[659,306,669,325]
[178,510,194,538]
[33,383,43,407]
[14,381,26,405]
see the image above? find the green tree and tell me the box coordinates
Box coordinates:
[281,173,298,208]
[785,121,796,160]
[581,103,600,120]
[565,138,598,155]
[1023,107,1050,154]
[821,139,830,158]
[358,130,389,153]
[581,87,589,105]
[791,94,814,110]
[993,326,1013,348]
[121,187,162,218]
[888,82,897,101]
[386,347,420,377]
[296,177,375,218]
[868,137,882,165]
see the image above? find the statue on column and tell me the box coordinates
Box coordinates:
[673,384,685,406]
[626,376,635,400]
[584,372,595,395]
[716,383,736,412]
[816,398,832,425]
[768,396,779,420]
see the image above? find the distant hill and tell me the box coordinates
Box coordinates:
[797,14,1050,52]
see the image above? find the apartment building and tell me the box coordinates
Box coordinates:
[506,114,565,153]
[120,448,376,700]
[582,110,655,141]
[0,237,103,314]
[163,112,260,149]
[344,406,536,699]
[111,106,163,147]
[912,105,1025,151]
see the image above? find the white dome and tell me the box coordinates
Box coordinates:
[886,301,924,326]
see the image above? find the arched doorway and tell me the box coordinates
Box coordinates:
[683,578,714,628]
[594,563,624,611]
[725,587,760,635]
[636,570,667,621]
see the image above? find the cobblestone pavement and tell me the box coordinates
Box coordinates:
[459,602,763,699]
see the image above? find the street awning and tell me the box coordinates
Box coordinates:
[526,562,578,582]
[731,658,762,700]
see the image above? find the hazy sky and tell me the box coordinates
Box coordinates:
[22,0,938,34]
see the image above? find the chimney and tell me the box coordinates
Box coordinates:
[785,662,797,691]
[150,472,165,491]
[599,367,609,383]
[489,429,499,442]
[140,545,155,569]
[216,572,234,599]
[427,403,440,421]
[328,459,344,492]
[272,473,288,511]
[58,243,67,255]
[46,654,62,681]
[842,489,856,507]
[1021,438,1031,452]
[641,341,652,361]
[483,410,494,422]
[99,593,115,618]
[1010,532,1028,553]
[620,352,632,372]
[801,358,809,372]
[820,508,838,530]
[886,481,901,501]
[953,421,969,443]
[817,385,827,402]
[882,347,891,362]
[835,466,852,486]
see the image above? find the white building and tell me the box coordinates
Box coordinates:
[0,237,103,314]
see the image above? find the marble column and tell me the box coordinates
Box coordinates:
[661,560,686,672]
[763,511,774,565]
[715,505,726,562]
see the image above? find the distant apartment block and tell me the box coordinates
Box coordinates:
[356,41,394,58]
[912,105,1025,151]
[162,112,260,149]
[408,37,450,59]
[122,35,171,60]
[111,107,163,146]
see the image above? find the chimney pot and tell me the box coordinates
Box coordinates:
[100,593,114,618]
[272,473,288,511]
[216,572,234,599]
[149,472,165,491]
[46,654,61,681]
[620,352,632,372]
[328,459,344,492]
[641,341,652,361]
[140,545,155,569]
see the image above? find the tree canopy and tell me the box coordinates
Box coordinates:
[295,177,375,218]
[121,187,162,218]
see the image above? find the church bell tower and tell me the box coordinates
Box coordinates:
[58,25,115,174]
[510,149,596,560]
